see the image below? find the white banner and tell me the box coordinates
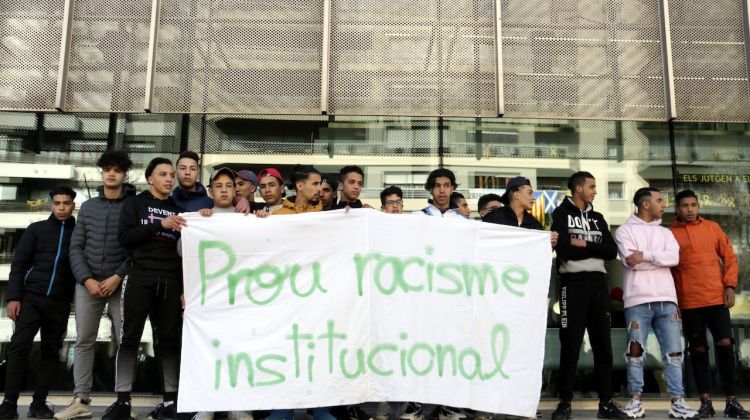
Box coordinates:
[178,209,551,417]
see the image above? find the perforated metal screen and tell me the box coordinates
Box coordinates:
[1,0,750,122]
[501,0,668,120]
[64,0,151,112]
[150,0,324,114]
[669,0,750,122]
[327,0,497,117]
[0,2,65,111]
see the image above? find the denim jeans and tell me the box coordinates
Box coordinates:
[624,301,684,398]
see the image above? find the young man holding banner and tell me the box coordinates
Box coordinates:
[413,168,464,220]
[274,165,323,215]
[405,167,468,420]
[104,158,186,420]
[551,172,625,420]
[190,167,254,420]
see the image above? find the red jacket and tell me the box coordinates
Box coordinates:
[669,217,738,310]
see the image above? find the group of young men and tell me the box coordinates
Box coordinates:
[0,150,746,420]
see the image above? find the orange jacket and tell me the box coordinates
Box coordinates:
[273,198,322,215]
[669,217,738,310]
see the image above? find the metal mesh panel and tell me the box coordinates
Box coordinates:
[64,0,151,112]
[0,3,65,111]
[669,1,750,122]
[151,0,324,114]
[502,0,667,120]
[328,0,496,117]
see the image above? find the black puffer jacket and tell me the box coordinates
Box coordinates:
[7,214,77,302]
[69,184,136,283]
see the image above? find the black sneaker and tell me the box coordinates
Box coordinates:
[28,401,54,419]
[597,401,627,419]
[698,398,715,418]
[103,401,133,420]
[725,399,750,419]
[159,402,177,420]
[400,403,423,420]
[148,403,165,420]
[346,406,373,420]
[437,406,467,420]
[0,400,18,420]
[551,402,571,420]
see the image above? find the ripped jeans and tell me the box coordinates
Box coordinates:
[624,301,684,398]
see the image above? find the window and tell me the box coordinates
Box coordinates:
[608,182,624,199]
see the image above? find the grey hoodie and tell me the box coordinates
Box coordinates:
[69,184,136,283]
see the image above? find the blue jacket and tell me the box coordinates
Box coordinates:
[170,182,213,212]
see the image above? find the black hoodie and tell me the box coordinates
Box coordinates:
[7,214,76,302]
[551,196,617,276]
[118,190,184,275]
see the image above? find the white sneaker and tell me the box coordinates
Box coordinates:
[54,397,92,420]
[375,402,390,420]
[473,412,494,420]
[669,398,700,419]
[194,412,214,420]
[227,411,253,420]
[623,399,645,419]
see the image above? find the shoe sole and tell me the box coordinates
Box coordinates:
[399,416,424,420]
[54,411,93,420]
[669,413,700,419]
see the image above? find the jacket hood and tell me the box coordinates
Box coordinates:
[561,196,593,213]
[172,182,208,200]
[625,213,662,226]
[96,183,136,201]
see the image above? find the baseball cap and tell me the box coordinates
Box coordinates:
[258,168,284,183]
[209,167,235,185]
[235,170,258,186]
[500,176,531,205]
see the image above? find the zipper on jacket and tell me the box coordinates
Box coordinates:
[102,200,111,272]
[23,267,33,284]
[48,223,65,296]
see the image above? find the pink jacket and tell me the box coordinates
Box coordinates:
[615,214,680,308]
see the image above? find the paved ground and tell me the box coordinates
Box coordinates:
[9,396,739,420]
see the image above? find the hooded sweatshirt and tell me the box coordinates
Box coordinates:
[118,191,183,274]
[669,216,738,310]
[551,197,617,276]
[615,214,680,308]
[171,182,213,212]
